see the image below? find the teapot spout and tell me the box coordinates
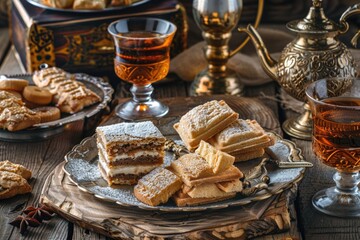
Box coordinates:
[238,24,278,81]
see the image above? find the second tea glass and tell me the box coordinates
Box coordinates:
[306,77,360,217]
[108,18,176,120]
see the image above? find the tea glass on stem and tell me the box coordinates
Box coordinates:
[108,18,176,120]
[306,77,360,217]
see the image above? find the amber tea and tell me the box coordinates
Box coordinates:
[114,31,171,86]
[312,97,360,172]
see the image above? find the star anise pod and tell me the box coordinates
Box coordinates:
[23,205,55,222]
[9,215,41,235]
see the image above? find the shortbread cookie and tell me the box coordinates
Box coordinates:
[219,134,275,154]
[216,179,243,193]
[134,168,182,206]
[173,191,236,207]
[195,140,234,174]
[0,160,32,180]
[210,119,266,148]
[0,79,28,92]
[234,148,265,162]
[23,86,53,105]
[186,183,236,199]
[187,166,243,186]
[174,100,238,151]
[208,119,275,159]
[170,153,214,186]
[0,171,32,199]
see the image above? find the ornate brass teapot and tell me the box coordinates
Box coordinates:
[239,0,360,140]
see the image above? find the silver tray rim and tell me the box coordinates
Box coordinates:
[63,132,307,212]
[25,0,150,13]
[0,73,114,141]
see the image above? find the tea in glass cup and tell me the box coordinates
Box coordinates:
[108,18,176,120]
[306,77,360,217]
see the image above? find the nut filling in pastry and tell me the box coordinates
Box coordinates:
[96,121,166,186]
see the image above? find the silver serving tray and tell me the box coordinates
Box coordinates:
[63,132,306,212]
[0,73,113,141]
[26,0,150,13]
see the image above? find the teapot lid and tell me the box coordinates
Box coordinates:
[287,0,342,34]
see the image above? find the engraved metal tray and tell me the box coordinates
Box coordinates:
[0,73,113,142]
[63,132,307,212]
[26,0,150,13]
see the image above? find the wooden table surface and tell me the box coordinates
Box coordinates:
[1,25,360,240]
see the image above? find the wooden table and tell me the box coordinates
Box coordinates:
[1,26,360,240]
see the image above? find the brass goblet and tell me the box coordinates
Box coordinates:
[190,0,263,96]
[108,18,176,120]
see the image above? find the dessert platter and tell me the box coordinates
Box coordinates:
[63,100,309,212]
[26,0,150,13]
[0,68,113,141]
[64,132,305,211]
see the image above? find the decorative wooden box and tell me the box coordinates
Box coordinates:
[10,0,187,76]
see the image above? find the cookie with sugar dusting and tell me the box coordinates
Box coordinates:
[134,167,182,206]
[174,100,238,151]
[208,119,274,162]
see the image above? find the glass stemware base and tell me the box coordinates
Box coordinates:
[115,84,169,120]
[312,171,360,217]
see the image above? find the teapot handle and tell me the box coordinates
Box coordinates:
[339,3,360,47]
[229,0,264,57]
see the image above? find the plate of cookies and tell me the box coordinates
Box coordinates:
[0,67,113,141]
[63,100,310,212]
[26,0,150,13]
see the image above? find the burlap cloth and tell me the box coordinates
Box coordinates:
[170,27,360,112]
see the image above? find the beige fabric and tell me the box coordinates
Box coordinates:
[170,27,360,86]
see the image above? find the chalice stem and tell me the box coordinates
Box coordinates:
[334,171,360,194]
[312,171,360,217]
[131,85,153,103]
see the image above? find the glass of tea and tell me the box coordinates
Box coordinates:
[108,18,176,120]
[306,77,360,217]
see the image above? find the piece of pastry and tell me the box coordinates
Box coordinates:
[110,0,132,7]
[73,0,106,9]
[208,119,275,161]
[42,0,74,9]
[170,153,214,186]
[96,121,166,185]
[172,190,236,207]
[134,168,182,206]
[32,67,101,113]
[174,100,238,151]
[0,106,41,131]
[195,140,234,174]
[0,171,32,200]
[0,160,32,180]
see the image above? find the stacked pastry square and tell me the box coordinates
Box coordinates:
[171,141,243,206]
[134,140,243,207]
[96,121,166,185]
[208,119,275,162]
[174,100,274,162]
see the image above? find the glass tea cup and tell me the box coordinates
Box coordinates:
[108,18,176,120]
[306,77,360,217]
